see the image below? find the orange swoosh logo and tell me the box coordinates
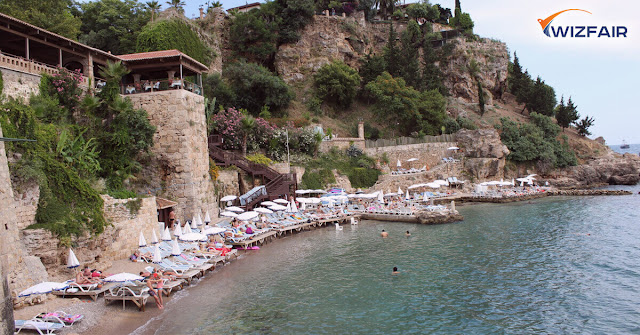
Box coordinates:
[537,9,592,29]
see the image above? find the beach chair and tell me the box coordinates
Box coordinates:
[15,318,65,334]
[35,311,84,326]
[52,282,110,301]
[104,284,150,311]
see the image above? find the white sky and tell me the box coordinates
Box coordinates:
[181,0,639,144]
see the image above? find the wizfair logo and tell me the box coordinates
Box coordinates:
[537,9,627,38]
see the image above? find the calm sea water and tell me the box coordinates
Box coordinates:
[611,143,640,155]
[134,185,640,335]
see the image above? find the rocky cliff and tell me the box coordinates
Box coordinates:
[456,129,510,180]
[551,152,640,187]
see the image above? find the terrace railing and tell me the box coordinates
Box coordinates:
[120,78,203,96]
[0,51,89,85]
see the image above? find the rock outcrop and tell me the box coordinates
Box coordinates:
[551,152,640,187]
[456,129,509,180]
[416,210,463,225]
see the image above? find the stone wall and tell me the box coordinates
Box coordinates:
[0,68,41,102]
[0,125,17,334]
[128,90,217,221]
[364,142,458,172]
[216,169,239,201]
[319,138,365,153]
[12,182,39,230]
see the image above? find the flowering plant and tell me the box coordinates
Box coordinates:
[211,108,276,151]
[48,68,83,113]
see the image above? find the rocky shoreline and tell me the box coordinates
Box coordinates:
[546,189,632,196]
[361,210,464,225]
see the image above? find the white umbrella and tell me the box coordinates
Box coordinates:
[173,223,182,237]
[67,248,80,269]
[171,239,181,256]
[290,199,298,212]
[384,193,397,197]
[179,232,207,242]
[308,198,321,204]
[203,227,226,235]
[261,201,277,206]
[273,199,289,204]
[447,146,460,150]
[196,213,203,226]
[407,158,418,162]
[286,202,292,212]
[153,245,162,263]
[226,206,244,213]
[182,223,192,235]
[19,282,69,297]
[397,187,402,195]
[423,191,429,201]
[426,182,441,189]
[162,227,172,241]
[295,190,308,194]
[434,180,449,186]
[204,211,211,224]
[104,273,144,283]
[151,229,159,244]
[220,195,237,202]
[138,232,147,247]
[377,191,384,203]
[397,159,402,168]
[220,211,238,218]
[191,217,198,229]
[237,211,259,221]
[408,183,425,189]
[312,189,327,194]
[405,189,410,200]
[270,204,287,211]
[301,202,306,211]
[254,207,273,214]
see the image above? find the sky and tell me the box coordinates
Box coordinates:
[175,0,639,144]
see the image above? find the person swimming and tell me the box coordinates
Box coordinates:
[405,230,411,237]
[381,230,388,238]
[392,266,399,274]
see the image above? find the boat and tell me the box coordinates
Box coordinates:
[620,140,630,149]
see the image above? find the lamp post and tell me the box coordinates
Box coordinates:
[286,129,290,166]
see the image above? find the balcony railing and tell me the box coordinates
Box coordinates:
[120,78,202,96]
[0,51,89,85]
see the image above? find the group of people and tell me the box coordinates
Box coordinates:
[138,268,178,309]
[74,267,107,287]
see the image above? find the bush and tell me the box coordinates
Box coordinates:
[346,144,363,158]
[202,73,235,111]
[211,107,276,151]
[348,167,380,189]
[246,153,274,166]
[136,18,213,65]
[314,61,361,109]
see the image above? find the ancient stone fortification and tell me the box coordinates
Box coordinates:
[128,90,217,220]
[0,125,17,334]
[0,68,41,102]
[364,142,457,173]
[456,129,509,180]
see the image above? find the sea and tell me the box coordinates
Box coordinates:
[611,143,640,156]
[133,184,640,335]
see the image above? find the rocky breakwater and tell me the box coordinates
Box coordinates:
[415,209,463,225]
[552,152,640,187]
[456,128,510,180]
[547,189,632,196]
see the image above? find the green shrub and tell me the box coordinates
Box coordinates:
[246,153,274,166]
[348,167,380,189]
[108,189,137,199]
[314,61,361,109]
[136,18,213,65]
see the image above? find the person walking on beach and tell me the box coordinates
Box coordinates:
[381,230,388,238]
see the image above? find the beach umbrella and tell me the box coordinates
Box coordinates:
[204,211,211,224]
[138,232,147,247]
[407,158,418,162]
[191,217,198,229]
[171,239,181,256]
[153,245,162,263]
[434,180,449,186]
[377,191,384,203]
[286,202,292,212]
[203,227,226,235]
[237,211,259,221]
[220,211,238,218]
[397,187,402,195]
[423,191,429,201]
[19,282,69,297]
[162,227,172,241]
[290,199,298,212]
[408,183,425,189]
[397,159,402,168]
[270,204,287,211]
[295,189,308,194]
[182,223,192,235]
[173,223,182,237]
[196,213,203,226]
[301,202,306,211]
[254,207,273,214]
[226,206,244,213]
[67,248,80,269]
[308,198,321,204]
[180,232,207,242]
[261,201,277,206]
[151,230,159,245]
[104,273,144,283]
[312,189,327,194]
[273,199,289,204]
[405,189,410,200]
[426,182,441,189]
[447,146,460,151]
[220,195,237,202]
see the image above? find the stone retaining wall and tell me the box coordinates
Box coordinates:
[0,68,41,102]
[364,142,458,173]
[319,138,365,153]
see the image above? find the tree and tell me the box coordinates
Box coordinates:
[136,18,213,65]
[455,0,461,12]
[359,53,386,87]
[434,4,452,24]
[228,10,279,66]
[314,61,361,108]
[576,116,595,136]
[77,0,150,55]
[166,0,185,12]
[98,60,130,103]
[202,73,236,112]
[147,1,161,22]
[406,2,438,21]
[0,0,81,39]
[274,0,316,45]
[399,20,422,88]
[524,77,556,116]
[240,115,257,155]
[383,22,401,77]
[477,81,486,116]
[375,0,396,20]
[555,96,579,130]
[422,36,447,95]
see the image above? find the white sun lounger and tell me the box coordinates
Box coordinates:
[15,319,65,334]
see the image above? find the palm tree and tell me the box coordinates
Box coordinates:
[166,0,185,13]
[147,1,161,22]
[98,60,130,101]
[240,115,256,155]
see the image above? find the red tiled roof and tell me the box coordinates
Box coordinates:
[228,2,261,11]
[156,197,178,209]
[117,49,208,71]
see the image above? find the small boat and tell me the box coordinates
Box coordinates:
[620,140,630,149]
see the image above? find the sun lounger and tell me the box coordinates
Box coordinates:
[35,311,84,326]
[104,284,150,311]
[15,318,65,334]
[52,282,110,301]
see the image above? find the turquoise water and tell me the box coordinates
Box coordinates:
[135,185,640,335]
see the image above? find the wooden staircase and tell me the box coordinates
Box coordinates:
[208,135,296,207]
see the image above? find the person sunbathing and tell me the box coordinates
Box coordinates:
[76,268,101,286]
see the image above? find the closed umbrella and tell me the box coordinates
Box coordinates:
[290,199,298,212]
[220,195,237,202]
[162,227,172,241]
[226,206,244,213]
[377,191,384,203]
[151,230,159,244]
[173,223,182,237]
[182,223,192,235]
[104,273,144,283]
[220,211,238,218]
[138,232,147,247]
[301,202,306,211]
[204,211,211,224]
[397,159,401,168]
[153,245,162,263]
[197,213,203,226]
[67,248,80,269]
[19,282,69,297]
[398,187,402,195]
[237,211,259,221]
[286,202,292,212]
[191,217,198,229]
[171,239,181,256]
[405,189,410,200]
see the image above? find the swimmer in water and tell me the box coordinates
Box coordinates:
[392,267,399,274]
[405,230,411,237]
[381,230,388,238]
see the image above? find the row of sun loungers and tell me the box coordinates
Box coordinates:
[442,157,459,163]
[15,311,84,334]
[391,166,427,175]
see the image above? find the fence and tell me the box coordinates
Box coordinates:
[365,134,455,148]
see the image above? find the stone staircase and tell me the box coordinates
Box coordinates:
[208,135,296,208]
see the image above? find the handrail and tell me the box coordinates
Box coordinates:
[121,78,202,96]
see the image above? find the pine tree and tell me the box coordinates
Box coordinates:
[477,81,486,116]
[509,52,525,96]
[576,116,595,136]
[421,40,447,95]
[399,20,422,88]
[383,22,401,77]
[556,96,580,130]
[455,0,461,12]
